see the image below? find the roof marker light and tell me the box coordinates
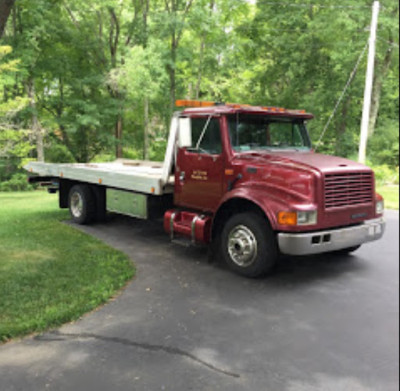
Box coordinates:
[175,100,216,107]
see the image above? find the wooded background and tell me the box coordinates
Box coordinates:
[0,0,398,182]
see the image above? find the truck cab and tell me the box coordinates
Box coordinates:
[165,102,385,277]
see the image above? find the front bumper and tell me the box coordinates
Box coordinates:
[278,218,385,256]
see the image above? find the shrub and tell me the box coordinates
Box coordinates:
[45,144,75,163]
[122,148,142,160]
[368,119,399,167]
[149,138,167,161]
[0,173,35,192]
[371,165,399,185]
[0,158,19,182]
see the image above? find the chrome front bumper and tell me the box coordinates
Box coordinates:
[278,218,385,256]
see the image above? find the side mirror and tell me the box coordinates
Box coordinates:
[178,118,192,148]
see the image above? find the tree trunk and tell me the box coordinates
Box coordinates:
[168,34,177,115]
[107,8,124,159]
[27,78,45,162]
[195,40,205,99]
[143,97,149,160]
[115,114,123,158]
[368,44,394,137]
[165,0,194,113]
[0,0,15,37]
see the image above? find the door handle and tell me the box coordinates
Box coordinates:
[179,171,186,182]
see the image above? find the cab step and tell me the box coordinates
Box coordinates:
[164,210,212,244]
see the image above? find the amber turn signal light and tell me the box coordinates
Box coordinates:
[278,211,297,226]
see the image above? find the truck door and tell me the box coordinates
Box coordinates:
[174,116,225,212]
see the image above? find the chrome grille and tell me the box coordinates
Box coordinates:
[324,172,373,209]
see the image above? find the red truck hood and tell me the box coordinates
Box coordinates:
[235,151,372,174]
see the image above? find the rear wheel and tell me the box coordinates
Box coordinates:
[221,212,278,278]
[68,185,96,224]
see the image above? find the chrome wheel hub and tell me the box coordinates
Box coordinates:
[228,225,258,267]
[71,192,83,218]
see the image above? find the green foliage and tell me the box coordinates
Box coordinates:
[149,138,167,162]
[376,185,399,210]
[44,142,75,163]
[0,191,134,342]
[0,128,33,160]
[368,119,399,167]
[0,0,398,171]
[0,158,18,181]
[371,164,399,186]
[122,148,143,161]
[0,172,34,191]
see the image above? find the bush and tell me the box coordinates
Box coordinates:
[45,143,75,163]
[0,173,35,192]
[0,158,19,182]
[368,119,399,167]
[122,148,142,160]
[371,164,399,186]
[149,138,167,161]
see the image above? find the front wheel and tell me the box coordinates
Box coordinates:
[221,213,278,278]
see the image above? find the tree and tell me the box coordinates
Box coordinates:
[0,46,31,172]
[0,0,397,170]
[368,4,399,137]
[0,0,15,37]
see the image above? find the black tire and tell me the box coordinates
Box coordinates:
[68,184,96,225]
[333,245,361,255]
[221,212,278,278]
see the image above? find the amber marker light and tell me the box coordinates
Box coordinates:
[99,178,103,184]
[278,211,297,226]
[151,187,155,194]
[175,100,215,107]
[225,169,234,176]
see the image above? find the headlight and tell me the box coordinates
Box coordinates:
[376,200,384,215]
[278,210,317,226]
[297,210,318,226]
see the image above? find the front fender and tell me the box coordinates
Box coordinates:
[216,182,314,230]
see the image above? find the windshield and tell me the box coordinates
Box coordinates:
[227,114,311,152]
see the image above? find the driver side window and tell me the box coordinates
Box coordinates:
[190,117,222,155]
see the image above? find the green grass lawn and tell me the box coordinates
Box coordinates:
[377,185,399,210]
[0,191,134,342]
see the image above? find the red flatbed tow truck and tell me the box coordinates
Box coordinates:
[26,100,385,277]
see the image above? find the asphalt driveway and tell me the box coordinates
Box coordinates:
[0,210,398,391]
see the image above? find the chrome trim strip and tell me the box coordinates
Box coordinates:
[191,215,203,244]
[170,212,176,240]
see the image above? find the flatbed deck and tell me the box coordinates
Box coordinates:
[25,159,175,195]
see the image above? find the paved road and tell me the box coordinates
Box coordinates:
[1,211,398,391]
